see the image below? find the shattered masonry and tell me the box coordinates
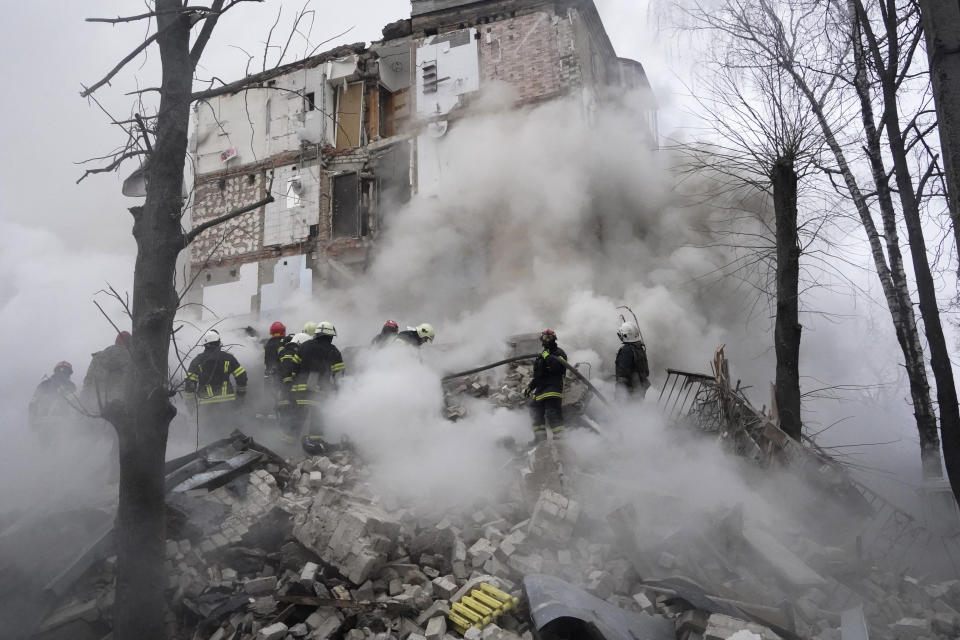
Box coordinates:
[15,348,960,640]
[184,0,656,317]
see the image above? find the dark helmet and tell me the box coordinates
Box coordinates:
[540,329,558,347]
[54,361,73,376]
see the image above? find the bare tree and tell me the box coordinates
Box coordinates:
[79,2,278,638]
[684,0,956,493]
[847,0,960,491]
[674,55,824,440]
[916,0,960,266]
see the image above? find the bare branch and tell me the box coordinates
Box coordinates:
[86,7,215,24]
[76,150,149,184]
[190,0,227,68]
[80,28,165,98]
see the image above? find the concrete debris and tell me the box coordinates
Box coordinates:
[258,622,289,640]
[293,488,401,585]
[25,352,960,640]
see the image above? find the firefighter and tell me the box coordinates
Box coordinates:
[82,331,133,408]
[524,329,568,441]
[184,330,248,438]
[264,322,288,382]
[615,322,650,399]
[29,361,78,434]
[295,321,345,454]
[371,320,399,347]
[276,332,311,443]
[395,323,435,347]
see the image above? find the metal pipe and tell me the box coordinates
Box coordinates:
[441,353,540,382]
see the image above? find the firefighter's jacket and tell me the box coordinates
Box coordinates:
[185,347,247,405]
[82,344,132,406]
[530,346,568,402]
[264,335,288,380]
[292,337,345,402]
[29,374,76,425]
[394,330,422,347]
[615,342,650,390]
[371,328,398,347]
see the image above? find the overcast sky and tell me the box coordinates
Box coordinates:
[0,0,680,253]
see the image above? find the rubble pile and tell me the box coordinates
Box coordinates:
[28,430,960,640]
[17,351,960,640]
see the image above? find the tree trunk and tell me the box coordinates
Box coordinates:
[860,0,958,493]
[917,0,960,263]
[848,0,943,479]
[785,49,940,479]
[772,158,802,441]
[113,2,192,639]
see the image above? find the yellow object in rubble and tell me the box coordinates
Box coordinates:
[448,582,519,635]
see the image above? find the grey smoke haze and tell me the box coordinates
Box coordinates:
[0,0,936,526]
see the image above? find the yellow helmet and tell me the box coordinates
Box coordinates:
[416,323,435,343]
[303,321,318,336]
[317,321,337,337]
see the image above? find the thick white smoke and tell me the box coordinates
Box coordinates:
[0,221,134,511]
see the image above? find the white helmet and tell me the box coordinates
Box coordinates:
[618,322,641,343]
[202,329,221,346]
[416,323,435,343]
[290,332,312,345]
[303,321,318,336]
[317,321,337,337]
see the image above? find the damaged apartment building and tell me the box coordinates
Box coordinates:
[185,0,656,316]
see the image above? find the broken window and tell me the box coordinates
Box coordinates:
[332,172,361,238]
[304,92,316,112]
[335,82,364,149]
[285,171,303,209]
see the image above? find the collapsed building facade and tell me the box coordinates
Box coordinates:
[184,0,656,317]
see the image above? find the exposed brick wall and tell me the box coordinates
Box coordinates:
[190,172,267,266]
[477,11,567,103]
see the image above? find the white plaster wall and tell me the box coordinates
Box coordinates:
[260,254,313,314]
[416,29,480,118]
[201,262,259,321]
[194,63,347,175]
[262,163,322,247]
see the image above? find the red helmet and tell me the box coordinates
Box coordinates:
[115,331,132,346]
[383,320,399,330]
[269,321,286,336]
[55,361,73,375]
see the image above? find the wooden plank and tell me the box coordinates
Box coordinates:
[336,82,364,149]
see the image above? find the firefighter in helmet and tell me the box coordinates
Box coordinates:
[294,321,345,454]
[371,320,400,347]
[615,322,650,399]
[395,323,436,347]
[184,330,248,438]
[524,329,568,441]
[29,361,78,434]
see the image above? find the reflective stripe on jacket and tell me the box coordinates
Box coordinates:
[531,346,567,400]
[185,347,247,404]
